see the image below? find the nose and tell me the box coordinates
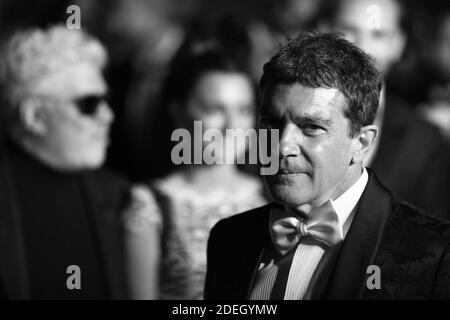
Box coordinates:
[219,110,236,134]
[279,123,301,158]
[97,102,114,125]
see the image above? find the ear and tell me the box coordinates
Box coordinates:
[18,98,48,136]
[351,124,378,164]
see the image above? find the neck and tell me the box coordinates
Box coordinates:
[12,135,73,173]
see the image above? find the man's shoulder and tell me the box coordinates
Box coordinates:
[210,203,272,243]
[388,198,450,245]
[372,199,450,299]
[214,203,271,227]
[363,171,449,246]
[82,167,131,212]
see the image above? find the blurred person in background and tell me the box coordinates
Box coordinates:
[75,0,187,181]
[125,20,268,300]
[247,0,323,81]
[319,0,450,219]
[409,1,450,141]
[0,25,155,299]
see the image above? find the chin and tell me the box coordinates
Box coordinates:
[87,154,106,169]
[77,148,107,170]
[82,159,104,170]
[266,185,311,206]
[264,181,314,207]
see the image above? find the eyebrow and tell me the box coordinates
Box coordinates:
[260,111,333,127]
[295,114,333,127]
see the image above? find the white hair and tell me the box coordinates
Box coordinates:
[0,25,108,120]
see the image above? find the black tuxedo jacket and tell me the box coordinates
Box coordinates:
[205,171,450,299]
[0,146,131,300]
[370,93,450,220]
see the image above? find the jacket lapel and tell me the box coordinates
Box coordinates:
[80,173,128,299]
[234,206,271,299]
[0,149,30,299]
[324,170,394,299]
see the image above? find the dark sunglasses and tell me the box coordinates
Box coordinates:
[73,94,109,116]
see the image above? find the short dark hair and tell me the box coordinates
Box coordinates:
[260,32,382,136]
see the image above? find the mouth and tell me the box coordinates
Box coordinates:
[277,158,310,175]
[274,173,309,178]
[277,168,309,175]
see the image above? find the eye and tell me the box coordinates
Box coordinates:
[302,123,326,136]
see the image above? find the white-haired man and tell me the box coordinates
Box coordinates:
[0,25,147,299]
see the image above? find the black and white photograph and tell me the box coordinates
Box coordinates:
[0,0,449,314]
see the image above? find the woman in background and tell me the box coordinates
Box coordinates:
[125,20,268,299]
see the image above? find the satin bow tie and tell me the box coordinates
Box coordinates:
[270,200,343,255]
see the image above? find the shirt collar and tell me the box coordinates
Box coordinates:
[330,167,369,229]
[278,167,369,229]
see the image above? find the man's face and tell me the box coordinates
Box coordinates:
[331,0,405,75]
[260,83,358,210]
[31,62,113,170]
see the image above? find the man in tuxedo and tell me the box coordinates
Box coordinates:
[204,32,450,300]
[0,26,134,299]
[319,0,450,219]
